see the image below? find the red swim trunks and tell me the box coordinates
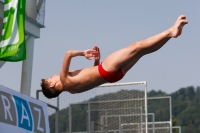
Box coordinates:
[98,63,124,83]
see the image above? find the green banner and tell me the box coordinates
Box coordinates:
[0,0,26,62]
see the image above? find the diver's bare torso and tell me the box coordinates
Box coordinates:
[62,66,106,93]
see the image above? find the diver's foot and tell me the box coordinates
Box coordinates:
[169,15,188,38]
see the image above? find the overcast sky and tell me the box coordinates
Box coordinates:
[0,1,200,98]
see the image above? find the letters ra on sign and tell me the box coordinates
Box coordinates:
[0,90,47,133]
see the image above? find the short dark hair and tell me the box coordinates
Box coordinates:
[41,79,62,99]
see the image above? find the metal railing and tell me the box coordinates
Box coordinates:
[36,83,182,133]
[37,90,59,133]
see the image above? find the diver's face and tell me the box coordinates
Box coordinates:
[47,75,60,88]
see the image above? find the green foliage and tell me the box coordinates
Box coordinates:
[149,86,200,133]
[172,116,178,133]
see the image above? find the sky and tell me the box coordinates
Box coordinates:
[0,1,200,98]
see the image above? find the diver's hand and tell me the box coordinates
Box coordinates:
[93,46,100,61]
[84,49,96,60]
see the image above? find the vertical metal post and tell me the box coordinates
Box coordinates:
[151,113,155,133]
[36,90,39,99]
[105,109,108,130]
[55,96,59,133]
[140,107,142,133]
[169,97,172,133]
[55,110,58,133]
[69,105,72,133]
[146,113,154,133]
[91,121,94,133]
[105,109,108,133]
[101,116,103,133]
[144,81,148,133]
[119,115,121,133]
[88,103,91,133]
